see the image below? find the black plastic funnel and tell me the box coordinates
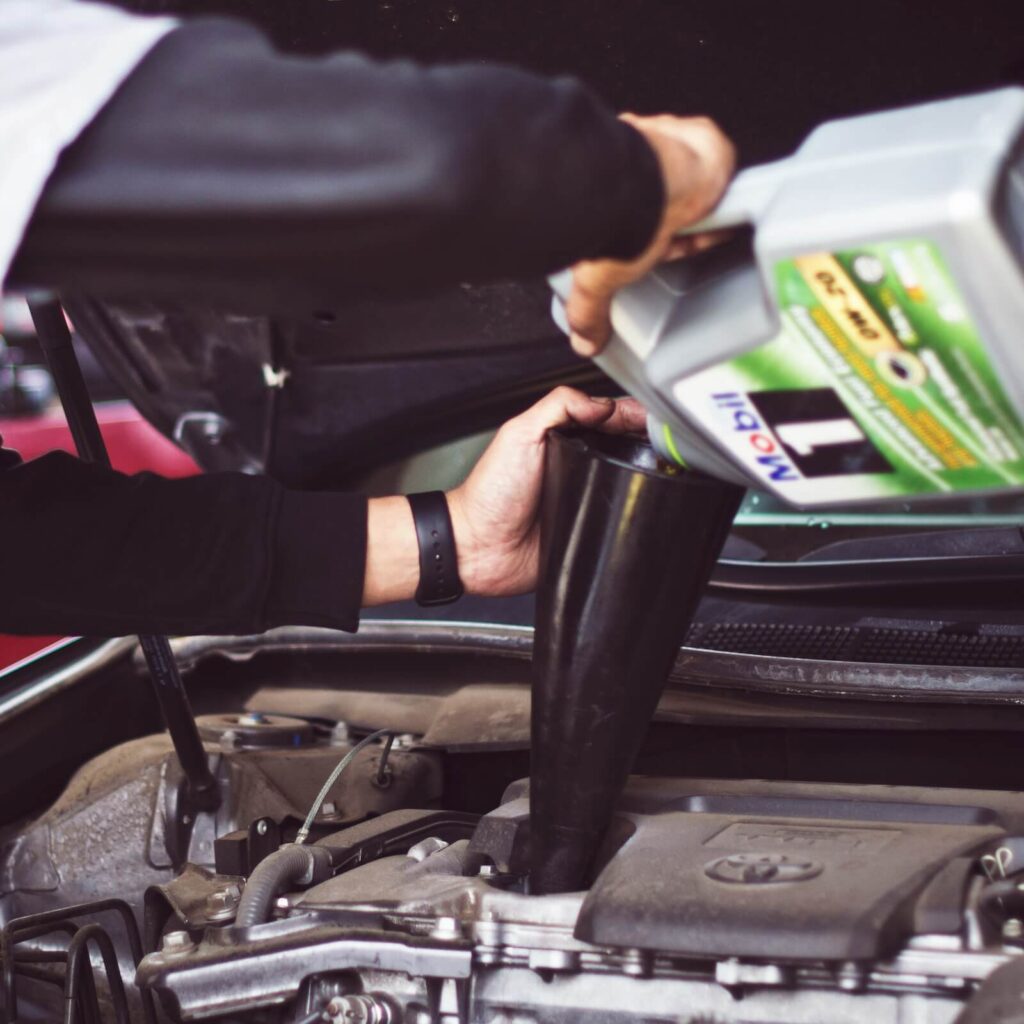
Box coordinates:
[530,429,743,894]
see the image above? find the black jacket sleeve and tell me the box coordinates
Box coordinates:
[2,18,663,637]
[8,17,664,300]
[0,445,366,636]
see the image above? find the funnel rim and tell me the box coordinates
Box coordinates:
[551,427,727,488]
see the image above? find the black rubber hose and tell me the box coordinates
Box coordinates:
[235,846,327,929]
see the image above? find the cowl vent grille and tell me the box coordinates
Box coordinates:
[686,622,1024,668]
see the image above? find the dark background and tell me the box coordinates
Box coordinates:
[129,0,1024,168]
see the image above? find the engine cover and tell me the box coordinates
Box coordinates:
[566,777,1007,960]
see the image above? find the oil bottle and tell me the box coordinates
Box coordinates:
[553,88,1024,508]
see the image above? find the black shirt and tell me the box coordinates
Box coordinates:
[1,17,663,637]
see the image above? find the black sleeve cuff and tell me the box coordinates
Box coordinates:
[605,122,665,261]
[266,490,368,632]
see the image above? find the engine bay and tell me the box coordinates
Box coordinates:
[5,4,1024,1021]
[3,629,1024,1024]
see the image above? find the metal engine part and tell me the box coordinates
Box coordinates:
[11,691,1024,1024]
[136,777,1024,1024]
[196,712,319,750]
[137,857,1004,1024]
[0,720,439,908]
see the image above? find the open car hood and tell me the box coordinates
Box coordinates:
[65,282,590,488]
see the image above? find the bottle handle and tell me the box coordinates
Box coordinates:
[679,158,789,234]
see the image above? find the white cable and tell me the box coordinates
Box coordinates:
[294,728,392,845]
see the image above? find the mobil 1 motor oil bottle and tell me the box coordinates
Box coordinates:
[551,88,1024,508]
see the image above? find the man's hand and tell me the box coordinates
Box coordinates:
[449,387,646,595]
[566,115,736,357]
[361,388,646,605]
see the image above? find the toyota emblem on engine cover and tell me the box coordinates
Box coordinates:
[704,853,823,885]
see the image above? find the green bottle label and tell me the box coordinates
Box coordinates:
[671,240,1024,505]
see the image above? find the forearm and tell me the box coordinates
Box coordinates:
[0,452,367,636]
[8,18,664,301]
[0,453,476,635]
[362,497,419,607]
[362,494,482,605]
[0,389,642,634]
[364,389,650,607]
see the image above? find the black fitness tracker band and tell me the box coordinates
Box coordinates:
[407,491,464,606]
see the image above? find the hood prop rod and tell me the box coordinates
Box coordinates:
[26,296,220,821]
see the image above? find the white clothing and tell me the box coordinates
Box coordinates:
[0,0,175,284]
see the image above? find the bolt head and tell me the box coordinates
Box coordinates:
[207,886,240,909]
[161,930,194,953]
[256,819,269,836]
[204,888,239,923]
[1004,918,1024,940]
